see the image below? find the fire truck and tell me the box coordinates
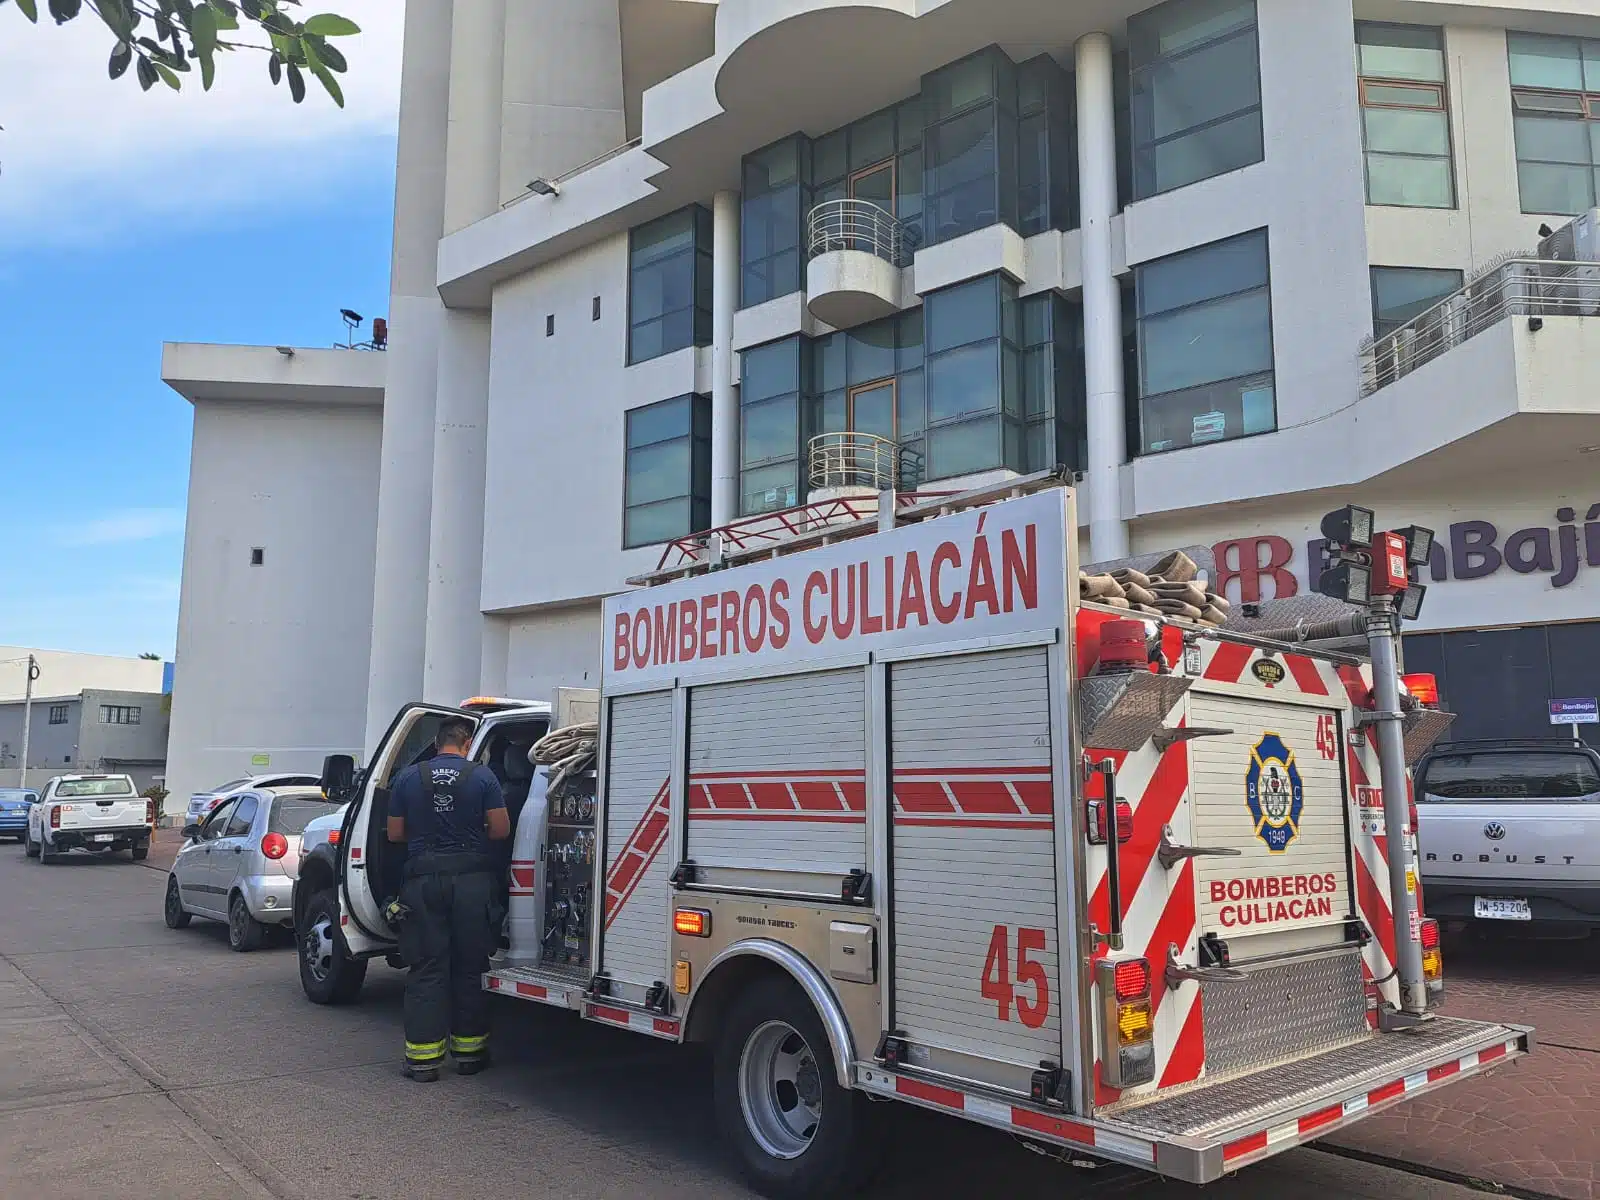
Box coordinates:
[308,471,1530,1198]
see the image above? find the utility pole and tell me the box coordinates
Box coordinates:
[19,655,38,792]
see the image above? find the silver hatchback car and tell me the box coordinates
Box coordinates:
[164,786,342,951]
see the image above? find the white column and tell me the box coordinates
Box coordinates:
[1075,32,1130,563]
[711,189,741,527]
[422,0,506,706]
[363,0,453,754]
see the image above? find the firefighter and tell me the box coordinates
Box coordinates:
[386,716,510,1081]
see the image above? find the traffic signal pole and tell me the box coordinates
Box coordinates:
[1364,597,1430,1017]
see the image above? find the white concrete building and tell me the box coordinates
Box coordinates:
[163,0,1600,798]
[0,646,164,703]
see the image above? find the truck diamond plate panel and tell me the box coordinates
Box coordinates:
[1109,1017,1521,1139]
[1201,950,1370,1079]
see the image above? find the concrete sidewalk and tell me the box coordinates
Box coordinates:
[139,827,184,874]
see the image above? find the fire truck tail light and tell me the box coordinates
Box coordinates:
[1087,799,1133,845]
[327,829,341,846]
[1117,999,1153,1046]
[1113,958,1151,1000]
[1419,917,1439,950]
[673,908,710,937]
[1419,918,1443,985]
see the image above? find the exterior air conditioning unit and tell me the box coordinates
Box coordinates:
[1535,208,1600,316]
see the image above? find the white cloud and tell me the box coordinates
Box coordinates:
[0,0,403,247]
[58,507,187,546]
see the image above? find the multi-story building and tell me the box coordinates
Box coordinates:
[162,0,1600,797]
[0,689,170,793]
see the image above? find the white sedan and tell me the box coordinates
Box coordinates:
[183,773,320,828]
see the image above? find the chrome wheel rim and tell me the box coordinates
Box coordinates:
[738,1020,822,1160]
[303,916,334,983]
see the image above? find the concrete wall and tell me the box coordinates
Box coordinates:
[0,696,81,773]
[75,689,169,771]
[166,400,381,803]
[504,604,605,704]
[0,649,162,703]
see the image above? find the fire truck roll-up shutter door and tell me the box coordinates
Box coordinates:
[602,690,675,988]
[687,668,867,891]
[1188,693,1353,956]
[889,646,1062,1070]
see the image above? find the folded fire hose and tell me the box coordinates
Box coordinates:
[1079,549,1231,628]
[530,722,599,795]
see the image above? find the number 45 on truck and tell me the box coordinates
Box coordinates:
[301,471,1530,1198]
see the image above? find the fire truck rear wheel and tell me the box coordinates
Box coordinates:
[714,975,874,1199]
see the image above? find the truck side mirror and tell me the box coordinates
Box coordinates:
[320,754,357,800]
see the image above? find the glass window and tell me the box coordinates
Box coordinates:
[742,136,807,308]
[1370,266,1463,338]
[99,705,141,725]
[623,394,711,548]
[1419,750,1600,800]
[1506,31,1600,215]
[1357,24,1455,209]
[921,273,1026,480]
[1135,229,1274,454]
[48,705,68,725]
[225,795,259,837]
[1130,0,1263,199]
[202,798,237,838]
[270,798,343,835]
[739,338,805,515]
[629,206,712,363]
[920,47,1022,246]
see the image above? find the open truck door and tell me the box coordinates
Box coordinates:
[337,702,481,954]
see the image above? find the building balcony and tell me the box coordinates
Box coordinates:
[805,200,912,328]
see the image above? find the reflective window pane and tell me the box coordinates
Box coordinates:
[1139,229,1268,317]
[927,52,996,121]
[927,417,1002,478]
[1371,266,1463,338]
[1137,109,1263,197]
[1357,23,1445,83]
[1140,374,1275,453]
[1518,160,1596,215]
[630,206,710,362]
[1363,106,1450,156]
[625,499,691,548]
[1140,29,1260,142]
[1366,153,1455,208]
[625,440,691,507]
[1514,114,1593,164]
[741,338,799,402]
[1508,31,1585,91]
[1131,0,1254,60]
[623,395,708,547]
[926,275,998,353]
[741,463,800,515]
[852,109,896,169]
[626,394,690,448]
[848,321,896,385]
[897,368,926,437]
[927,341,1001,424]
[741,395,799,466]
[1141,289,1273,396]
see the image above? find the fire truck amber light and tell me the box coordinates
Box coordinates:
[1117,999,1153,1046]
[673,909,710,937]
[1113,958,1151,1000]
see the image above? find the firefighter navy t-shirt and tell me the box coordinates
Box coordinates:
[390,753,506,855]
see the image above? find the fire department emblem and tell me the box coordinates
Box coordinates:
[1245,733,1304,854]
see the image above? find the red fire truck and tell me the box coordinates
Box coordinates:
[311,471,1530,1198]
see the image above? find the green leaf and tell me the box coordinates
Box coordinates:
[108,40,132,79]
[302,12,358,36]
[312,37,345,72]
[14,0,38,22]
[154,60,181,89]
[286,59,305,103]
[189,3,217,56]
[267,54,280,84]
[135,54,158,90]
[47,0,81,23]
[303,38,343,107]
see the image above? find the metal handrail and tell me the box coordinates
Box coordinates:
[806,199,911,268]
[808,432,923,492]
[1359,255,1599,394]
[500,137,644,209]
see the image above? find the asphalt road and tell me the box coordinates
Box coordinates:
[0,846,1507,1200]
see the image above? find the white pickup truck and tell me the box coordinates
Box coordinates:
[25,774,153,864]
[1416,738,1600,931]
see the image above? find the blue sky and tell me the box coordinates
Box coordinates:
[0,2,401,659]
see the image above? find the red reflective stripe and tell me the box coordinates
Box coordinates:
[1480,1042,1509,1065]
[652,1018,679,1036]
[1143,859,1196,1020]
[603,781,671,929]
[687,811,867,823]
[1013,780,1053,816]
[1159,992,1207,1088]
[1353,851,1397,969]
[1368,1078,1406,1105]
[1205,642,1253,682]
[895,1077,964,1110]
[947,780,1025,815]
[1283,653,1330,695]
[1087,727,1188,930]
[515,981,547,999]
[790,781,848,811]
[1224,1131,1269,1162]
[896,816,1052,829]
[896,765,1052,777]
[894,781,954,813]
[1009,1106,1095,1146]
[1427,1060,1460,1083]
[591,1005,629,1024]
[1298,1103,1344,1135]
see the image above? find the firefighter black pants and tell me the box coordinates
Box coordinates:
[397,853,503,1068]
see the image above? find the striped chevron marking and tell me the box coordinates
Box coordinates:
[508,861,537,897]
[893,765,1053,829]
[603,779,670,930]
[1198,638,1345,697]
[689,769,866,822]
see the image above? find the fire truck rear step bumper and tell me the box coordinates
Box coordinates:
[855,1017,1530,1184]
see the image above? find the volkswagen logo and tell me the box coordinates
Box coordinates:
[1483,821,1507,841]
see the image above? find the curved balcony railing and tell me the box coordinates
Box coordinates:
[806,199,912,268]
[1359,255,1600,395]
[808,432,924,493]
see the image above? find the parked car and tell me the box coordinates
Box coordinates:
[25,775,151,863]
[0,788,38,842]
[183,773,320,828]
[1416,737,1600,931]
[164,786,341,951]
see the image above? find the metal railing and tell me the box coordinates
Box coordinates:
[1360,255,1600,394]
[808,432,923,493]
[806,199,912,268]
[500,137,644,209]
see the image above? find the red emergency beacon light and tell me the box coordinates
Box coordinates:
[1095,619,1148,674]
